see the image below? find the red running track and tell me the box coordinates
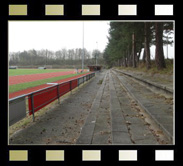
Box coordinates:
[9,70,76,85]
[9,73,90,99]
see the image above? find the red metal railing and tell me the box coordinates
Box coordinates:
[9,72,95,125]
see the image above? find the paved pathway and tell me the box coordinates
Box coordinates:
[77,70,165,145]
[9,71,105,144]
[10,69,173,145]
[112,70,173,142]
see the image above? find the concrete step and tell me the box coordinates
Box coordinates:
[112,70,173,143]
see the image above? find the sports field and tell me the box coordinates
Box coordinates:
[9,70,76,85]
[9,69,73,76]
[9,69,89,98]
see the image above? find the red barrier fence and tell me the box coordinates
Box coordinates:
[28,86,58,115]
[9,72,95,126]
[28,79,79,115]
[59,82,71,97]
[27,73,94,118]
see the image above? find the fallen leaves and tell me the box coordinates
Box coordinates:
[126,121,131,125]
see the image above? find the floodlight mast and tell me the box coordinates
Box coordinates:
[96,41,98,66]
[82,22,84,71]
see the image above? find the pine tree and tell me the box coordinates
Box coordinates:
[155,22,166,69]
[144,22,151,69]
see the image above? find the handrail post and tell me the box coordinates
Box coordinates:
[31,94,35,122]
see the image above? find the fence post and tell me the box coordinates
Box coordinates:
[57,84,60,104]
[70,80,72,94]
[31,94,35,122]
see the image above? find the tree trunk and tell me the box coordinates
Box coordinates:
[144,22,151,69]
[127,46,132,67]
[132,33,137,68]
[142,49,146,64]
[155,22,166,69]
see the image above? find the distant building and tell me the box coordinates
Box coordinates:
[9,66,18,69]
[87,65,102,72]
[38,67,46,69]
[44,65,52,69]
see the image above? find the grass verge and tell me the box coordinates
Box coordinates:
[116,59,173,75]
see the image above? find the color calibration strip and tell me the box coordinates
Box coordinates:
[45,5,64,16]
[118,5,137,15]
[8,4,174,16]
[155,5,174,15]
[82,5,100,15]
[82,150,101,161]
[46,150,64,161]
[119,150,137,161]
[9,5,27,16]
[8,150,175,161]
[155,150,174,161]
[9,150,28,161]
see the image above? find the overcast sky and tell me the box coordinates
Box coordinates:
[9,21,174,59]
[9,21,110,53]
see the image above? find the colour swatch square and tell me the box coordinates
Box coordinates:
[155,5,173,15]
[9,5,27,16]
[45,5,64,15]
[9,150,28,161]
[82,150,101,161]
[82,5,100,15]
[118,5,137,15]
[119,150,137,161]
[155,150,174,161]
[46,150,64,161]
